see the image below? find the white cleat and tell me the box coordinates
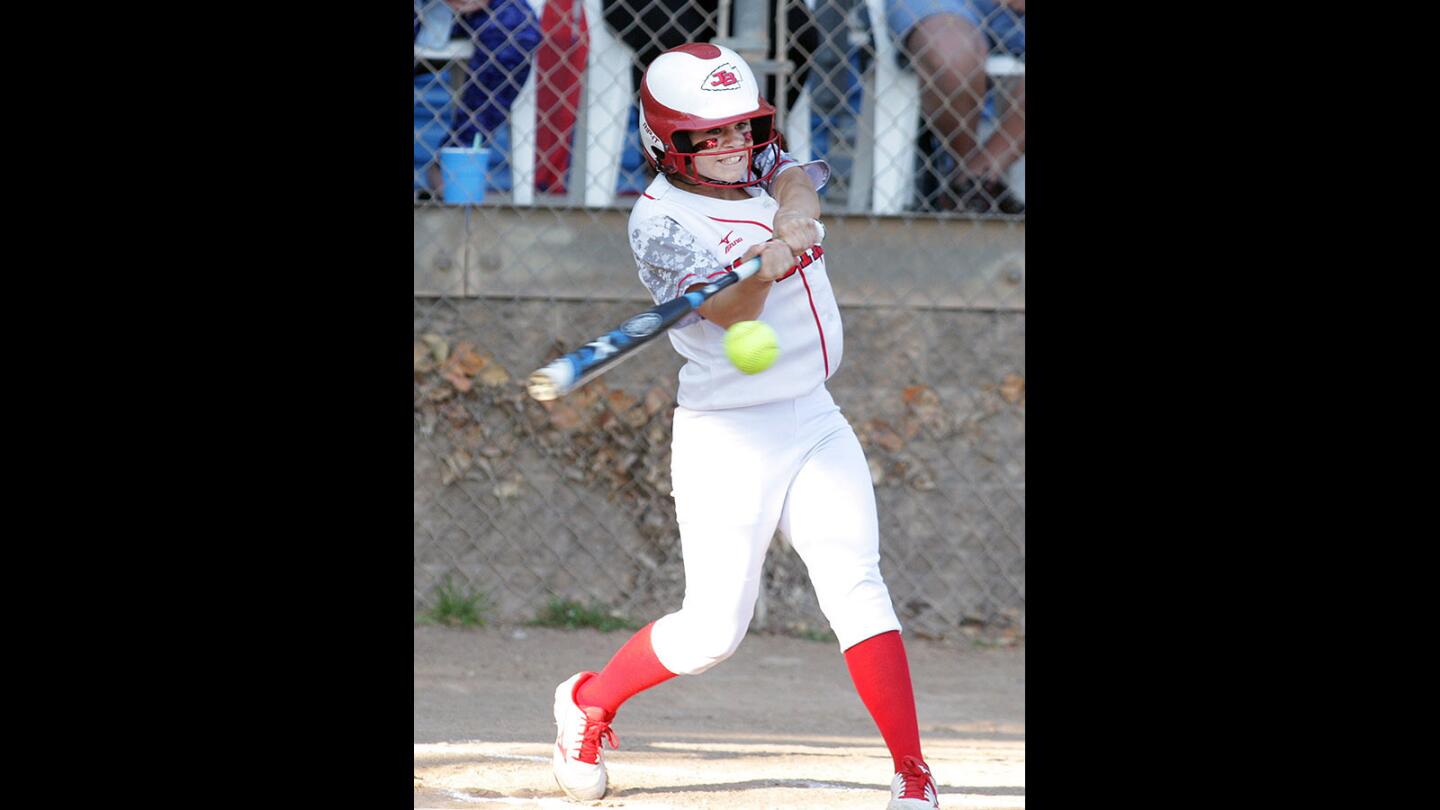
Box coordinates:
[551,672,616,801]
[887,756,940,809]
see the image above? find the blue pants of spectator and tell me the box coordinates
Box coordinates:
[885,0,1025,60]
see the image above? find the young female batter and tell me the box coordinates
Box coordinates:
[550,43,940,809]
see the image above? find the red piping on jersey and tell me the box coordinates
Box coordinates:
[642,192,655,199]
[706,216,773,231]
[798,268,830,378]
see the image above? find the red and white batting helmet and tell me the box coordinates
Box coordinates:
[638,43,781,188]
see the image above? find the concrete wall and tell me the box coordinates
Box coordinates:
[414,209,1024,640]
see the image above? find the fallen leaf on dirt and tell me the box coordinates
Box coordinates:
[999,373,1025,403]
[421,334,448,364]
[608,390,647,428]
[900,415,923,440]
[908,471,937,491]
[459,424,486,446]
[477,364,511,387]
[902,385,948,437]
[902,385,940,409]
[414,341,435,372]
[548,402,583,431]
[449,342,489,375]
[868,419,905,453]
[573,378,607,407]
[443,368,473,393]
[441,448,472,486]
[644,386,671,416]
[607,389,638,411]
[919,409,953,436]
[440,402,470,427]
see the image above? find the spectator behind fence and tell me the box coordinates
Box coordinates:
[806,0,863,191]
[601,0,820,132]
[415,1,464,198]
[888,0,1025,213]
[435,0,543,193]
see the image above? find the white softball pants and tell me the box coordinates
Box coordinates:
[650,385,903,676]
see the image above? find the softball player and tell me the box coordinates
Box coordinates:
[551,43,940,809]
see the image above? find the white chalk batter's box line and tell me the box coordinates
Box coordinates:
[415,745,1023,807]
[422,789,1022,809]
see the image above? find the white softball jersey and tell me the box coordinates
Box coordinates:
[628,156,842,411]
[627,154,903,674]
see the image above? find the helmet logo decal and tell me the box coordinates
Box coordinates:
[639,115,665,153]
[702,64,743,91]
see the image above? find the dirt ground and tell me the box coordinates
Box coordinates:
[415,624,1024,809]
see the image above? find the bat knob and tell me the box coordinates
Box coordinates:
[527,370,559,402]
[528,359,578,401]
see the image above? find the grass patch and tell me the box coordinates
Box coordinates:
[425,575,490,627]
[530,598,638,632]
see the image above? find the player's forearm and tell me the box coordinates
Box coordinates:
[698,276,772,328]
[770,166,822,253]
[771,166,821,224]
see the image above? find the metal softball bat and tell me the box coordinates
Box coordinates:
[526,256,762,402]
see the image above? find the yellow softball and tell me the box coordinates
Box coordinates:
[723,320,780,375]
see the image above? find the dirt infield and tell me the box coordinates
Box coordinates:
[415,624,1024,809]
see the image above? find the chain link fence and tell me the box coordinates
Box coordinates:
[413,0,1024,642]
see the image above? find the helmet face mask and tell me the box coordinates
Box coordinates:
[638,43,783,189]
[673,121,781,188]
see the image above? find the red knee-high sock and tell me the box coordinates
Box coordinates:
[574,621,678,718]
[843,630,924,771]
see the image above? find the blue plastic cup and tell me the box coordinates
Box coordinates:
[439,146,490,204]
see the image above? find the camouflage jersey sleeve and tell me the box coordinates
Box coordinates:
[631,216,729,329]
